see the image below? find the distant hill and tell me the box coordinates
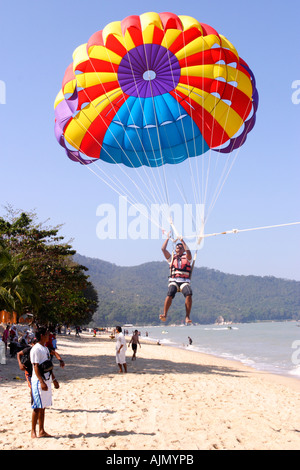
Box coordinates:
[74,254,300,326]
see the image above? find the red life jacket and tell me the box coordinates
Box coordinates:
[170,254,191,279]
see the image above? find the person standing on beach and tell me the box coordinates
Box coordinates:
[30,327,59,438]
[161,237,193,324]
[129,330,141,361]
[17,339,65,389]
[115,326,127,373]
[2,325,10,353]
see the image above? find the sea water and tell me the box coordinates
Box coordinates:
[133,321,300,380]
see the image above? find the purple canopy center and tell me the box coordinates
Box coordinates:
[118,44,181,98]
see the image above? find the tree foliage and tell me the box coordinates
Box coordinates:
[0,207,98,325]
[0,240,41,317]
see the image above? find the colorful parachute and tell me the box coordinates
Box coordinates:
[54,11,258,168]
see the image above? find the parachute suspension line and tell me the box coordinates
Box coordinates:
[166,29,205,230]
[180,32,203,217]
[172,165,204,279]
[205,87,255,223]
[200,40,242,227]
[201,55,256,226]
[71,49,176,237]
[195,38,219,227]
[189,206,205,280]
[63,115,163,223]
[174,181,196,236]
[187,222,300,277]
[178,34,223,239]
[109,34,180,231]
[61,133,152,217]
[202,35,229,213]
[62,137,170,235]
[181,29,208,270]
[58,17,257,261]
[163,31,231,248]
[122,37,174,213]
[85,50,170,213]
[140,40,174,227]
[103,34,186,235]
[162,29,203,243]
[202,72,227,215]
[189,212,206,279]
[83,33,186,237]
[136,38,188,239]
[194,35,216,243]
[168,240,177,279]
[73,93,163,216]
[60,115,175,240]
[173,177,205,253]
[205,146,240,222]
[183,32,228,244]
[158,38,188,239]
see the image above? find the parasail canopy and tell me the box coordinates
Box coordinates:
[54,12,258,246]
[54,11,258,167]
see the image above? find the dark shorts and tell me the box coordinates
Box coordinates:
[132,343,137,351]
[167,281,193,299]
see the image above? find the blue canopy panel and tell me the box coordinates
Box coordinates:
[99,93,209,167]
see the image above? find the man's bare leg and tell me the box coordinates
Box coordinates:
[160,296,172,321]
[31,409,52,438]
[185,295,192,324]
[31,409,39,438]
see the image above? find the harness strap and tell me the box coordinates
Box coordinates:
[168,281,190,292]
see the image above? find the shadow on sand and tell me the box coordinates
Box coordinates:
[54,335,249,383]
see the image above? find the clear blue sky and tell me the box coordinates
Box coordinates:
[0,0,299,280]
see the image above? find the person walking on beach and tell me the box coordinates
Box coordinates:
[30,327,59,438]
[129,330,141,361]
[161,236,193,324]
[115,326,127,373]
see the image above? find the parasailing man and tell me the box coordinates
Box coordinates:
[160,235,193,324]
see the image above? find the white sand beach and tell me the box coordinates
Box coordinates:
[0,333,299,450]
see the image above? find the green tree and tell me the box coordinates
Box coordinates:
[0,241,41,320]
[0,208,98,326]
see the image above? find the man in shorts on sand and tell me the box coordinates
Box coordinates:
[30,327,59,438]
[129,330,141,361]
